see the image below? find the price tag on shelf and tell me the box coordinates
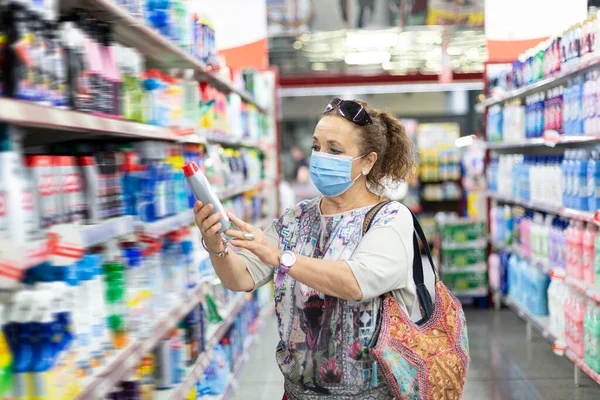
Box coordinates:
[48,226,87,266]
[0,238,25,286]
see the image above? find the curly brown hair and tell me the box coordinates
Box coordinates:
[322,99,416,193]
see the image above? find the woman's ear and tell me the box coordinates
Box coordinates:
[364,152,377,174]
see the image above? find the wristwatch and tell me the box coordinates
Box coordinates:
[275,251,296,288]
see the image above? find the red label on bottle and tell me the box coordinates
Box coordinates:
[0,194,6,216]
[64,173,82,194]
[22,189,33,211]
[39,174,55,197]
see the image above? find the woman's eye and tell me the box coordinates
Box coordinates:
[330,149,342,155]
[311,145,319,151]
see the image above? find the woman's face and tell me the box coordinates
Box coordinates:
[311,116,375,180]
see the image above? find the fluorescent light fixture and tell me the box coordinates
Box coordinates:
[311,63,329,71]
[279,81,484,97]
[455,135,475,148]
[345,31,399,50]
[345,51,391,65]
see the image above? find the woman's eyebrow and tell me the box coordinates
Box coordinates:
[327,140,342,147]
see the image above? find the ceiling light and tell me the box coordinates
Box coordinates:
[345,51,391,65]
[311,63,328,71]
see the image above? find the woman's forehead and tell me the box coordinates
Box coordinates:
[313,116,357,141]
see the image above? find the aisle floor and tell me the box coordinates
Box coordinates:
[232,308,600,400]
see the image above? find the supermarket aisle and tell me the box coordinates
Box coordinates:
[233,309,600,400]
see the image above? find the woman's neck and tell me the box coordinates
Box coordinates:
[320,182,381,215]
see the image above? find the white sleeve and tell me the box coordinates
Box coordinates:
[345,206,415,301]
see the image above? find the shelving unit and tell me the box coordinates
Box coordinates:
[486,135,600,150]
[77,278,220,400]
[63,0,265,112]
[486,191,597,223]
[165,303,275,400]
[482,56,600,107]
[482,44,600,386]
[0,0,281,398]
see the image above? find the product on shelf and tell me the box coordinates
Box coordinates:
[0,1,270,141]
[436,215,488,296]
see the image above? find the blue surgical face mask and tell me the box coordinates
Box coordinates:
[309,151,365,197]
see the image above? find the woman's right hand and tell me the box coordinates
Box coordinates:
[194,201,226,253]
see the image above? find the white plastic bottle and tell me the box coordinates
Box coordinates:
[0,126,31,246]
[78,156,100,224]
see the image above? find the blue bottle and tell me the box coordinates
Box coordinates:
[29,292,57,399]
[588,148,600,212]
[4,291,34,400]
[574,149,590,210]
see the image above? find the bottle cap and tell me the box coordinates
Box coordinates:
[182,161,200,177]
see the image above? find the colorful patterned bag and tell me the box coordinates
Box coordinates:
[363,202,470,400]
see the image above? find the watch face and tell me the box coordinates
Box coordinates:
[281,251,295,267]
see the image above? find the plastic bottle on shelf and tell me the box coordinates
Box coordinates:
[574,149,591,210]
[520,211,532,257]
[0,127,32,246]
[583,223,598,285]
[541,214,553,263]
[548,279,564,340]
[585,301,600,372]
[100,23,122,117]
[117,45,145,122]
[562,150,572,208]
[567,220,585,280]
[588,147,600,212]
[570,292,587,358]
[4,290,35,400]
[0,304,11,399]
[182,69,200,131]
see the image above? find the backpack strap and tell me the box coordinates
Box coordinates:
[362,201,437,322]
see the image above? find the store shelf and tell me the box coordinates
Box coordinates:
[167,295,259,399]
[497,291,600,385]
[19,216,135,269]
[0,98,203,141]
[137,210,195,238]
[442,264,487,274]
[487,192,596,223]
[203,306,275,400]
[490,240,600,304]
[450,288,489,297]
[482,56,600,107]
[77,279,214,400]
[501,295,558,345]
[486,135,600,150]
[216,182,265,199]
[442,239,487,249]
[70,0,264,112]
[203,130,263,149]
[565,348,600,386]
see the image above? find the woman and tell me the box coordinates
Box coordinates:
[194,98,416,399]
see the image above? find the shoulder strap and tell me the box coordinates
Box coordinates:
[362,201,391,235]
[362,201,437,322]
[362,201,437,278]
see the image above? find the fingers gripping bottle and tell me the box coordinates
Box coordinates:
[182,161,230,234]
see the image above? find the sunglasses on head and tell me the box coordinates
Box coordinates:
[324,98,373,126]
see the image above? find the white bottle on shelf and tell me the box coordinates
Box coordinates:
[0,126,34,246]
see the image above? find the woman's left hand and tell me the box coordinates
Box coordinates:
[226,213,280,267]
